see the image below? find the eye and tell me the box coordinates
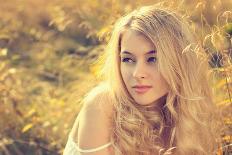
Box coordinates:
[121,57,134,63]
[147,57,157,63]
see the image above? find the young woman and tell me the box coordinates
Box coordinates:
[63,4,222,155]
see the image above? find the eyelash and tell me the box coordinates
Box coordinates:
[122,58,134,63]
[147,57,157,63]
[121,57,157,63]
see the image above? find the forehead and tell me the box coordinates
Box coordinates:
[120,29,156,55]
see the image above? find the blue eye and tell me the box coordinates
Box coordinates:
[147,57,157,63]
[122,57,134,63]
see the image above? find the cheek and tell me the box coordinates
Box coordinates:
[158,76,169,92]
[161,80,169,92]
[151,73,169,91]
[120,66,132,84]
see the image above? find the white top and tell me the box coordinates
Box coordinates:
[63,135,112,155]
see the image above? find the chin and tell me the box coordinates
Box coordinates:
[134,99,155,106]
[133,94,167,106]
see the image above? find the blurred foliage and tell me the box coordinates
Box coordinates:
[0,0,231,154]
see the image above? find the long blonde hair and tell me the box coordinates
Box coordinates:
[90,4,222,155]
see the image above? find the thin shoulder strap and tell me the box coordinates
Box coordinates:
[75,141,112,153]
[69,111,112,153]
[68,135,112,153]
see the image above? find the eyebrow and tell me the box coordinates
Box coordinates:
[120,50,156,55]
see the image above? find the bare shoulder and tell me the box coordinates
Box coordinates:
[70,82,115,154]
[81,82,114,120]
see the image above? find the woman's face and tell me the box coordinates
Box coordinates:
[120,29,169,106]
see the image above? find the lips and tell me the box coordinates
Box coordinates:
[132,85,152,94]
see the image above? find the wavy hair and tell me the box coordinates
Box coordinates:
[92,4,222,155]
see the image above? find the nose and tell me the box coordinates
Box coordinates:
[133,61,147,79]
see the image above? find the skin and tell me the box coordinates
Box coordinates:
[120,29,170,106]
